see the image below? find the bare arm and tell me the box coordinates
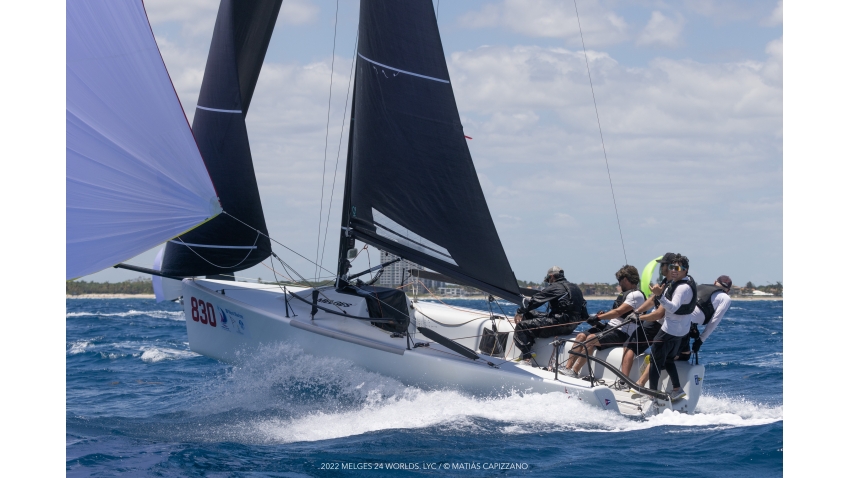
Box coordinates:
[634,294,657,314]
[640,306,665,322]
[597,301,635,320]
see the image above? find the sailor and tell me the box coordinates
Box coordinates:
[676,275,733,361]
[636,254,696,401]
[621,253,676,379]
[513,266,589,361]
[561,265,645,379]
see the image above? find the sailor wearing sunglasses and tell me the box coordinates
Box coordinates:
[640,254,697,401]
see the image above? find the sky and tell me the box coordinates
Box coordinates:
[80,0,783,287]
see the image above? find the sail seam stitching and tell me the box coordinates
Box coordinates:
[357,53,449,84]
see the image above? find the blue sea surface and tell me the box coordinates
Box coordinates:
[66,298,783,476]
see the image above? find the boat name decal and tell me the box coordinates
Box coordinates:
[318,297,352,308]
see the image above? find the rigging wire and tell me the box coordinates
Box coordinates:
[319,30,360,273]
[573,0,628,265]
[314,0,341,282]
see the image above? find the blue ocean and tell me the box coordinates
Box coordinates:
[66,297,782,476]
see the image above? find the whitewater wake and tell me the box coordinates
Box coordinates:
[179,343,783,445]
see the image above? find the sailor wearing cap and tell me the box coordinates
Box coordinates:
[639,254,696,401]
[676,275,733,360]
[513,266,589,362]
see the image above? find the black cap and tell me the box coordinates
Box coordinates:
[656,253,677,264]
[716,275,732,289]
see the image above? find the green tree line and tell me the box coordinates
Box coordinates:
[67,277,153,295]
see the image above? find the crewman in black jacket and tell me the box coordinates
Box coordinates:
[513,266,589,361]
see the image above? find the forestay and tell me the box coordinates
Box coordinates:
[160,0,282,277]
[341,0,521,303]
[66,0,221,280]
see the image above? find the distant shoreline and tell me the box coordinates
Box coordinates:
[67,294,155,299]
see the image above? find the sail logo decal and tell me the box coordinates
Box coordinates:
[190,297,217,327]
[218,306,230,331]
[217,307,248,335]
[604,399,611,406]
[371,208,458,266]
[694,375,701,386]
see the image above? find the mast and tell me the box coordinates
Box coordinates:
[336,78,357,282]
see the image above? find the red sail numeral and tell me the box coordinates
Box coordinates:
[189,297,217,328]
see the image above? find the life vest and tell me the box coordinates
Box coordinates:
[613,288,646,320]
[695,284,726,325]
[663,275,697,315]
[550,280,589,322]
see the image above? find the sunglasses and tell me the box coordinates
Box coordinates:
[668,264,685,271]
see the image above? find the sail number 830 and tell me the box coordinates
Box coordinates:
[190,297,217,327]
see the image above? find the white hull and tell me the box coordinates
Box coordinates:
[182,279,704,417]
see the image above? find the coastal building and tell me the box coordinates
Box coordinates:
[377,250,445,294]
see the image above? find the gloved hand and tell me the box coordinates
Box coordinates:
[692,338,703,353]
[586,314,602,327]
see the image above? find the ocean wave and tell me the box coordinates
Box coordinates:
[66,310,184,321]
[67,340,91,355]
[750,352,783,368]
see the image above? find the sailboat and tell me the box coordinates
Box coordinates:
[66,0,705,417]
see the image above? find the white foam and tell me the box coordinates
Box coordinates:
[66,310,185,321]
[187,342,783,445]
[67,340,91,355]
[139,346,198,363]
[750,352,783,368]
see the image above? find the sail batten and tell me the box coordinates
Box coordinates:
[66,0,221,280]
[341,0,521,303]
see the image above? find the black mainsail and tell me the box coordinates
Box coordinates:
[160,0,282,277]
[339,0,522,304]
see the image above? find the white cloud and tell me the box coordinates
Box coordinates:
[636,11,685,48]
[547,213,579,228]
[763,1,783,26]
[279,0,320,25]
[145,0,318,34]
[447,44,781,281]
[684,0,765,23]
[83,2,782,285]
[459,0,630,47]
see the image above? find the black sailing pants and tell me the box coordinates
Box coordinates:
[513,312,575,355]
[649,330,684,391]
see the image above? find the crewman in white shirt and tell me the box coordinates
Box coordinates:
[562,265,645,380]
[639,254,696,401]
[677,275,733,361]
